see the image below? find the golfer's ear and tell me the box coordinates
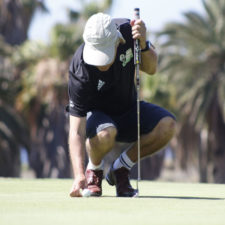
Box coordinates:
[120,37,126,44]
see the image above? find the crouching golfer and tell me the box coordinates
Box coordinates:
[68,13,176,197]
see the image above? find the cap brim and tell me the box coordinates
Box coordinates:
[83,30,125,66]
[83,43,116,66]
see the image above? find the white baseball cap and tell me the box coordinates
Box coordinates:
[83,13,125,66]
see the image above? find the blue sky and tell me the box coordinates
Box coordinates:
[28,0,204,42]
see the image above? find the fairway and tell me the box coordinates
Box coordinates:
[0,179,225,225]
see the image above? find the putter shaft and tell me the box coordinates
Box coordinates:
[134,8,141,193]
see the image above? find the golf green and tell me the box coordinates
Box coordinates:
[0,179,224,225]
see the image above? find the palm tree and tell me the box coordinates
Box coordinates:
[157,0,225,183]
[0,0,47,176]
[0,0,47,45]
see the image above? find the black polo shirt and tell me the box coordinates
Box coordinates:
[68,18,136,117]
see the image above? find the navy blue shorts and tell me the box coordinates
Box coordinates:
[86,101,176,143]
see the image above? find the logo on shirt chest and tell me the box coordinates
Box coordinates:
[97,79,105,91]
[120,48,133,67]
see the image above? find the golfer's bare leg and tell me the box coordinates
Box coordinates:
[86,126,117,165]
[127,116,176,162]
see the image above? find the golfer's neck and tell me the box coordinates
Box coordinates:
[97,64,112,71]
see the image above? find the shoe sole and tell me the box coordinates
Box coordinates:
[106,171,138,197]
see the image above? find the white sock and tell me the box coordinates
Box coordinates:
[113,150,135,171]
[87,158,104,170]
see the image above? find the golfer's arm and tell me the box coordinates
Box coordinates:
[68,115,86,178]
[140,46,158,75]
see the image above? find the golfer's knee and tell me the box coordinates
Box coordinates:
[158,116,176,139]
[90,126,117,151]
[98,126,117,144]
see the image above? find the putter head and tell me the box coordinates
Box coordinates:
[133,190,139,198]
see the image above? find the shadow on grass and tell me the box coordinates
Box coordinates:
[101,195,224,200]
[137,196,225,200]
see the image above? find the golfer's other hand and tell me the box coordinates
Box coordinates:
[70,174,86,197]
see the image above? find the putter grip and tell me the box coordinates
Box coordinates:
[134,8,140,20]
[134,8,140,65]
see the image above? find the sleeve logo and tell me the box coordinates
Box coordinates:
[120,48,133,67]
[69,100,75,108]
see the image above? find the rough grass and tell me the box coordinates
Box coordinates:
[0,179,225,225]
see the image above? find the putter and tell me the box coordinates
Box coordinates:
[134,8,141,196]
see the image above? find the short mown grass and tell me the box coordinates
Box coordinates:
[0,179,225,225]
